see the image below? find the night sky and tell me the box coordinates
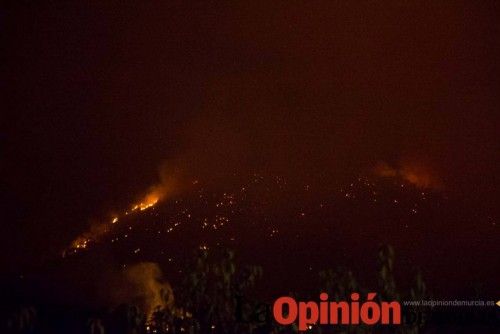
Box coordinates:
[2,1,499,277]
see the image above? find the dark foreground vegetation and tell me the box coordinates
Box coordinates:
[3,245,497,334]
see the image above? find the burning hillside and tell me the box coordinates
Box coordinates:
[61,172,496,296]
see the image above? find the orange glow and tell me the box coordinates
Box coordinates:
[70,236,90,250]
[65,177,176,256]
[373,160,442,189]
[131,192,160,212]
[400,164,441,189]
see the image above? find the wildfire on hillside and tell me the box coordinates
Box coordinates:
[65,183,170,255]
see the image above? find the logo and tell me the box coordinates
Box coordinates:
[273,292,401,331]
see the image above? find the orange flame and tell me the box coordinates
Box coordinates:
[65,178,176,256]
[129,191,160,213]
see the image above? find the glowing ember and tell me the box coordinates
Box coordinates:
[65,182,170,256]
[64,172,445,258]
[131,194,159,212]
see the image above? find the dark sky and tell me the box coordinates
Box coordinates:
[2,1,499,272]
